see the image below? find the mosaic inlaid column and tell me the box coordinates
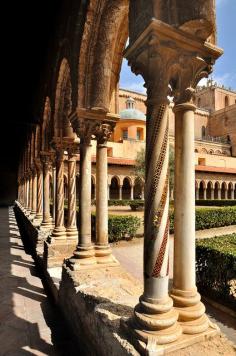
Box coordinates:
[51,148,66,240]
[26,174,31,215]
[41,155,53,230]
[34,161,43,224]
[66,147,78,240]
[171,103,210,334]
[52,167,56,222]
[94,123,116,264]
[31,168,37,217]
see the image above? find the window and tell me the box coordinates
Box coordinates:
[122,129,128,140]
[225,96,229,107]
[198,158,206,166]
[136,128,143,140]
[126,97,135,109]
[201,126,206,138]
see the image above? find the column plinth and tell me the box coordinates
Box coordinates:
[170,103,211,335]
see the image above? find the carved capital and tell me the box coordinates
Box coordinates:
[76,119,98,145]
[94,122,115,145]
[125,21,223,106]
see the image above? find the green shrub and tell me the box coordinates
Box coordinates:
[196,234,236,309]
[196,199,236,207]
[108,199,144,207]
[108,215,141,242]
[129,201,144,211]
[169,206,236,233]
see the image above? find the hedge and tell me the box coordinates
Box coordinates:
[196,234,236,309]
[196,200,236,207]
[169,206,236,233]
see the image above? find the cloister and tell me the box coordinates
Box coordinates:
[2,0,236,355]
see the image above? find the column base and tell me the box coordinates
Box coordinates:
[66,228,79,240]
[51,226,67,240]
[66,245,96,270]
[44,240,77,268]
[171,288,210,335]
[95,245,119,265]
[121,316,219,356]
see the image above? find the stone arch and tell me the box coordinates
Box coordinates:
[42,97,52,151]
[215,150,222,155]
[228,182,234,199]
[221,181,227,199]
[54,58,73,139]
[194,149,199,153]
[214,181,220,199]
[208,149,213,155]
[199,180,206,199]
[122,176,132,199]
[200,148,208,154]
[134,177,144,199]
[78,0,129,111]
[110,176,120,199]
[35,124,41,159]
[206,181,213,199]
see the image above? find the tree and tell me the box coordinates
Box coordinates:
[134,145,175,192]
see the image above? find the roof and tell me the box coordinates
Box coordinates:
[120,108,146,121]
[195,165,236,175]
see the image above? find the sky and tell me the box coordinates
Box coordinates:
[120,0,236,94]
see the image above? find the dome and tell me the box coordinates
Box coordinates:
[120,108,146,121]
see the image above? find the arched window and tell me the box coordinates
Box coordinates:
[225,96,229,107]
[126,97,135,109]
[202,126,206,138]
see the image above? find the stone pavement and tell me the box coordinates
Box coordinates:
[112,225,236,346]
[0,207,75,356]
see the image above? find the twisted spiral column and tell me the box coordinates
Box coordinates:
[66,152,78,240]
[51,150,66,239]
[133,102,181,345]
[35,165,43,222]
[31,170,37,217]
[41,158,53,229]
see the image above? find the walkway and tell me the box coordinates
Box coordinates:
[0,207,75,356]
[112,225,236,345]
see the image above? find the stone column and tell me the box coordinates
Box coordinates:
[26,174,31,215]
[107,184,110,201]
[211,188,214,200]
[171,103,209,334]
[225,188,228,200]
[52,167,56,222]
[119,185,122,200]
[66,148,78,240]
[34,161,43,223]
[195,187,199,200]
[230,188,234,200]
[31,169,37,218]
[51,148,67,240]
[141,186,144,200]
[130,184,134,200]
[28,173,33,214]
[124,4,221,348]
[203,187,207,200]
[217,188,221,200]
[68,120,97,269]
[94,123,116,264]
[41,155,53,230]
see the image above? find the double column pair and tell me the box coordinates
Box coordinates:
[123,19,222,351]
[68,120,116,270]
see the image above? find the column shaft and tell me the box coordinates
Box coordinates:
[35,167,43,221]
[31,171,37,216]
[67,153,78,239]
[41,159,53,229]
[171,103,209,334]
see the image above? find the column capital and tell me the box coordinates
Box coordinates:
[125,20,223,106]
[94,122,116,146]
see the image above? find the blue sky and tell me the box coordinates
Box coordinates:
[120,0,236,93]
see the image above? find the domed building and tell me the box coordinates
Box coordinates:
[113,97,146,142]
